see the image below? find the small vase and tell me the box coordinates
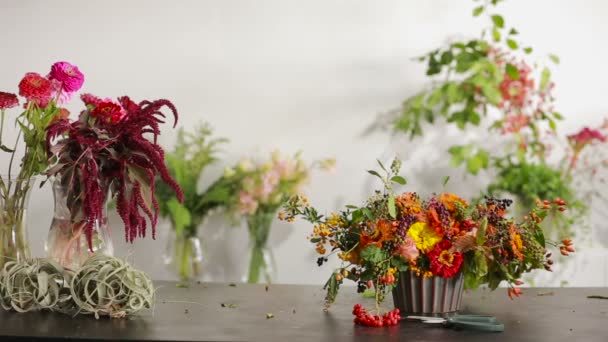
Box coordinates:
[45,180,113,270]
[392,271,464,316]
[244,211,277,284]
[163,229,204,281]
[0,176,35,268]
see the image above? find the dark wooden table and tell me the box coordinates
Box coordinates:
[0,282,606,341]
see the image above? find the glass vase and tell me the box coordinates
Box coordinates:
[0,176,35,268]
[244,211,277,284]
[45,180,113,270]
[163,228,204,282]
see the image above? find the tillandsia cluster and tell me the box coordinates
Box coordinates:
[156,123,228,280]
[205,151,335,283]
[0,254,154,319]
[382,0,605,242]
[281,158,573,323]
[0,61,84,267]
[45,92,184,252]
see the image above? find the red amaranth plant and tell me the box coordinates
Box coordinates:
[46,94,183,248]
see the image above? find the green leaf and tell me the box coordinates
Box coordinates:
[476,217,488,245]
[491,15,504,28]
[445,83,463,103]
[167,198,192,236]
[505,63,520,79]
[310,237,321,243]
[523,47,533,54]
[548,54,560,64]
[506,39,518,50]
[473,6,484,17]
[552,112,564,120]
[492,27,501,42]
[367,170,382,178]
[388,195,396,219]
[360,245,387,264]
[362,208,373,219]
[540,67,551,91]
[426,88,443,107]
[323,274,339,304]
[548,118,557,131]
[508,28,519,35]
[442,176,450,187]
[391,257,409,272]
[390,176,407,185]
[345,205,359,209]
[534,227,546,248]
[440,50,454,64]
[376,159,388,172]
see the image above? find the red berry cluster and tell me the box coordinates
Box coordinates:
[352,304,401,327]
[379,274,395,285]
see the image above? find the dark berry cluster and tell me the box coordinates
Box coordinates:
[317,257,329,266]
[352,304,401,327]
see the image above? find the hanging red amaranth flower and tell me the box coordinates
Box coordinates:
[46,95,183,249]
[0,92,19,109]
[428,240,463,278]
[18,72,53,106]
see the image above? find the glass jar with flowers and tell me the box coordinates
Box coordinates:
[210,151,334,283]
[281,158,574,325]
[0,61,84,267]
[45,93,183,269]
[156,123,227,281]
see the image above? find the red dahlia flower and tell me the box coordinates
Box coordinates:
[428,240,463,278]
[18,72,53,106]
[568,127,606,146]
[0,92,19,109]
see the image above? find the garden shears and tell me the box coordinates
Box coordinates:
[406,314,505,332]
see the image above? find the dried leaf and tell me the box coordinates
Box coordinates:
[221,303,238,308]
[451,234,476,253]
[266,313,274,319]
[588,295,608,300]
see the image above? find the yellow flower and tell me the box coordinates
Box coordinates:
[326,213,344,227]
[407,222,442,253]
[513,233,523,250]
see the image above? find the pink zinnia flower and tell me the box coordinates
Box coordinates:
[0,92,19,109]
[90,100,126,123]
[48,61,84,93]
[18,72,53,107]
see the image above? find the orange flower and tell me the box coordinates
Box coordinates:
[359,219,395,248]
[439,193,468,212]
[396,192,422,215]
[509,224,524,261]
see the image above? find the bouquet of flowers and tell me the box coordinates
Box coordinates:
[45,92,183,267]
[207,151,334,283]
[281,158,573,325]
[156,123,227,281]
[0,61,84,267]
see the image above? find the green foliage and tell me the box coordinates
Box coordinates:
[156,123,227,237]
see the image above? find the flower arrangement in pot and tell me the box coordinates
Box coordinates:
[0,61,84,267]
[207,151,334,283]
[45,92,183,269]
[281,158,574,327]
[155,123,227,281]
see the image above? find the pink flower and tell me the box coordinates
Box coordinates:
[568,127,607,146]
[18,72,53,106]
[90,100,126,123]
[396,234,419,262]
[48,61,84,93]
[0,92,19,109]
[238,191,258,215]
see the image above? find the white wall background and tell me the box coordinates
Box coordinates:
[0,0,606,285]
